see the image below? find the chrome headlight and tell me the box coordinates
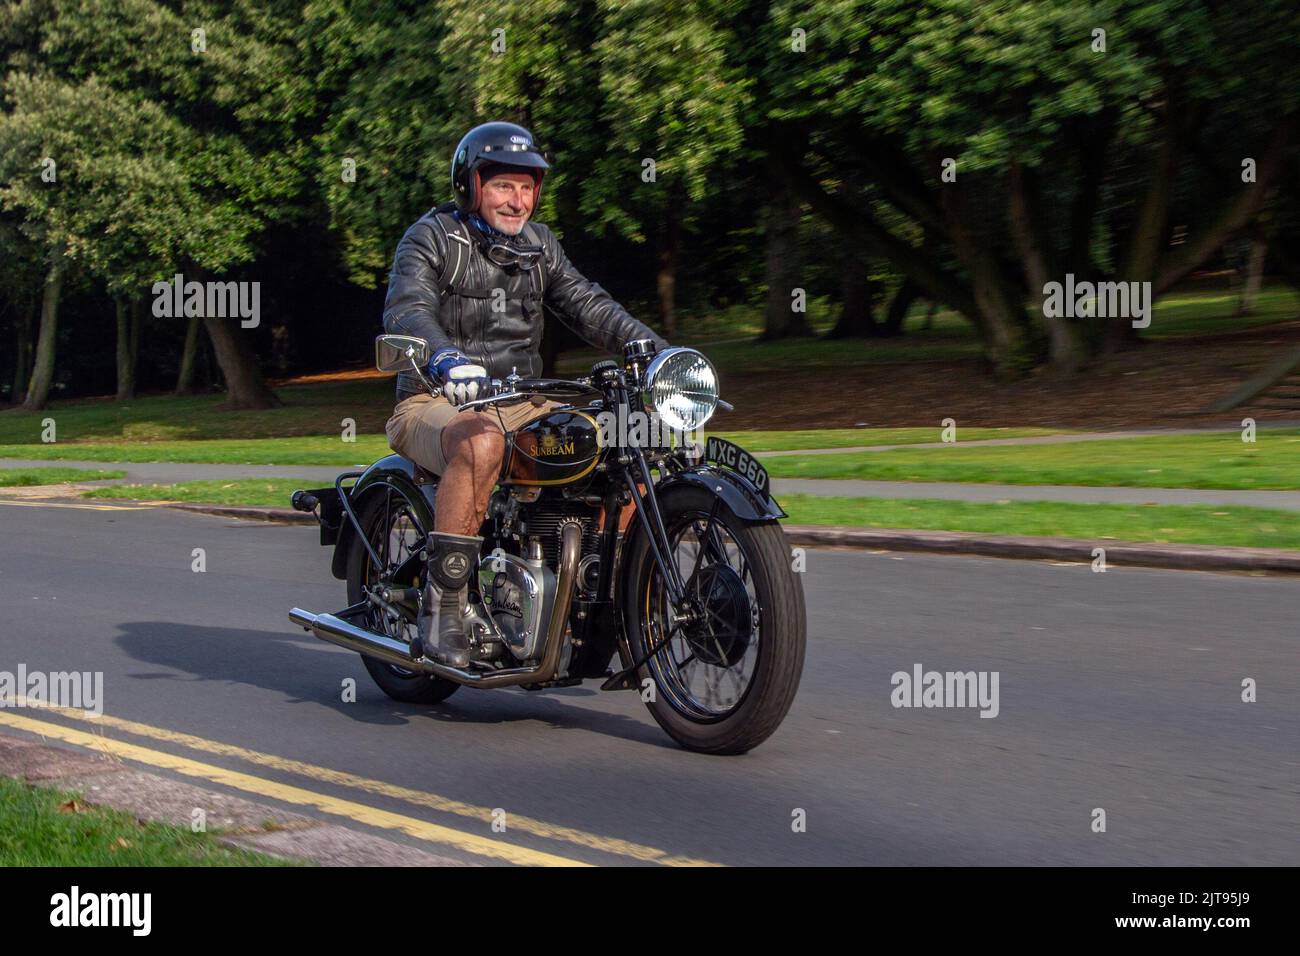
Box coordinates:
[642,348,719,432]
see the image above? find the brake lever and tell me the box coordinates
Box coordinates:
[455,385,528,413]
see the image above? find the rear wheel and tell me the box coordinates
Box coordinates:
[622,486,805,754]
[345,488,459,704]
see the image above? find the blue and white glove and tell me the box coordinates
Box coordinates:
[429,349,489,407]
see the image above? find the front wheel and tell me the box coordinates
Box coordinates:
[621,486,806,754]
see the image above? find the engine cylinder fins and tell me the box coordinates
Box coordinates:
[519,503,602,565]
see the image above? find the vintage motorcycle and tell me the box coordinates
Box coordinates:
[288,335,805,754]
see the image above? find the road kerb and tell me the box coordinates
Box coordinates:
[782,525,1300,573]
[156,503,1300,574]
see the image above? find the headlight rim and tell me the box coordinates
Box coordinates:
[640,346,720,433]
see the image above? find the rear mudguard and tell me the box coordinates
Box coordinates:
[329,455,436,580]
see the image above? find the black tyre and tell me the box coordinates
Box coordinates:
[621,485,805,754]
[345,488,459,705]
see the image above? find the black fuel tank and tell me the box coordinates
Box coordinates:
[504,408,602,486]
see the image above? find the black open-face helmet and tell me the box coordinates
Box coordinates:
[450,121,550,214]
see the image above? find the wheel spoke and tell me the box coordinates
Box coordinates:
[643,508,766,719]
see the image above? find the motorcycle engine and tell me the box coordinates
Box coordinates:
[478,549,555,661]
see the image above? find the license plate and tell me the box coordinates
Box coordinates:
[702,437,770,496]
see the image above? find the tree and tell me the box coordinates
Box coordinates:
[0,219,44,401]
[14,0,314,408]
[310,0,455,290]
[0,75,189,408]
[763,0,1300,375]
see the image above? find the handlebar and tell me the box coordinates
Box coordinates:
[453,377,603,412]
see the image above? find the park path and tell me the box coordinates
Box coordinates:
[5,423,1300,509]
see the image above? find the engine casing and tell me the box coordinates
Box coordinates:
[478,552,555,660]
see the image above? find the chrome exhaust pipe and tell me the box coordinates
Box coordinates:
[288,520,585,689]
[288,607,432,672]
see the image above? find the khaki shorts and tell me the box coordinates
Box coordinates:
[385,391,566,475]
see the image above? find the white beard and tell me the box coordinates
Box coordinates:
[484,213,528,236]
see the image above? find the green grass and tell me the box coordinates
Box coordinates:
[0,379,397,445]
[718,426,1065,452]
[780,494,1300,550]
[1143,285,1300,339]
[84,478,316,507]
[0,776,293,866]
[0,467,126,486]
[1,427,1066,466]
[765,429,1300,490]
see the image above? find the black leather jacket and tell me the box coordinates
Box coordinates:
[382,208,667,402]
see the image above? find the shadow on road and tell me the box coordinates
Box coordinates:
[113,621,669,748]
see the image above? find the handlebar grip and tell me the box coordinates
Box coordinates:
[291,490,319,512]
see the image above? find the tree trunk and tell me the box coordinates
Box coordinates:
[883,278,919,336]
[202,315,282,409]
[130,297,142,375]
[114,298,139,401]
[770,142,981,324]
[656,206,679,339]
[940,186,1030,377]
[1237,236,1268,315]
[175,312,201,395]
[10,297,35,403]
[22,254,65,411]
[761,167,814,340]
[1009,161,1084,372]
[1111,102,1182,352]
[1067,109,1117,278]
[827,249,878,338]
[1155,113,1296,295]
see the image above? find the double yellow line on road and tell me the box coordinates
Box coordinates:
[0,499,155,511]
[0,702,720,867]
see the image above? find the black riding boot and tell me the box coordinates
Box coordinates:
[412,531,482,668]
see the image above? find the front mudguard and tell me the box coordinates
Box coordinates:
[329,455,436,580]
[656,463,786,522]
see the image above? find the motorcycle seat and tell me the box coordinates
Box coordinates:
[407,459,440,486]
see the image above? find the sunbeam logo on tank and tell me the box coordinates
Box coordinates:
[537,434,574,457]
[595,408,703,453]
[890,664,999,718]
[0,665,104,717]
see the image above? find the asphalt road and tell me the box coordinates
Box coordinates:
[1,499,1296,865]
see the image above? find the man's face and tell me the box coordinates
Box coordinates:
[478,170,537,236]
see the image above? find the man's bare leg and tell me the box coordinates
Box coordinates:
[412,415,507,666]
[434,415,506,535]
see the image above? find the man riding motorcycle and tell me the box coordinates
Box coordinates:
[382,121,669,670]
